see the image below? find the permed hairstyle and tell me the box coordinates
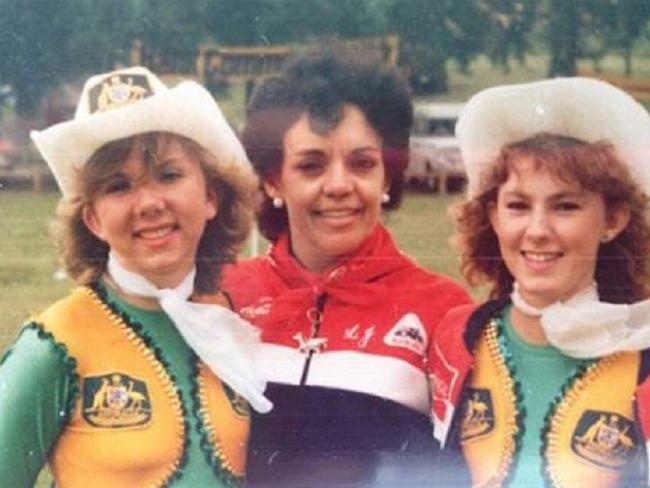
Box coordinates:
[241,51,413,241]
[453,133,650,304]
[53,132,257,293]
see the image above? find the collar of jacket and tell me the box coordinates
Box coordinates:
[266,224,414,304]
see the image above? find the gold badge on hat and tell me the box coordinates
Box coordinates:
[88,73,152,114]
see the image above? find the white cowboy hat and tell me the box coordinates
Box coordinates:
[456,77,650,198]
[31,66,250,195]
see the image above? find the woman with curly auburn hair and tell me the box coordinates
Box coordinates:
[0,66,270,487]
[456,134,650,304]
[430,78,650,487]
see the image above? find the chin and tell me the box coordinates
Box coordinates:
[140,260,187,281]
[323,237,365,257]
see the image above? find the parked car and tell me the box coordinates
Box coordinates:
[407,102,464,190]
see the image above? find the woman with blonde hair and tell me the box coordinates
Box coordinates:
[0,66,270,487]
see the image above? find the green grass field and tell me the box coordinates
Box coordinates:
[0,190,467,352]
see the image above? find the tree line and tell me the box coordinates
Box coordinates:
[0,0,648,117]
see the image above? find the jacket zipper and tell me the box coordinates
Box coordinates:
[299,293,327,385]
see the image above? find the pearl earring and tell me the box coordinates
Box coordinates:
[601,233,611,243]
[272,197,284,209]
[381,193,390,204]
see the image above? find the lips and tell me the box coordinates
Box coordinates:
[521,250,563,271]
[314,208,360,217]
[134,224,178,240]
[313,208,361,228]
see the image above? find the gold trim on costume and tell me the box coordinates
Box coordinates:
[82,287,186,487]
[461,319,521,487]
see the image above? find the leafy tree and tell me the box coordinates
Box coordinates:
[477,0,538,74]
[541,0,649,77]
[0,0,80,115]
[385,0,487,94]
[545,0,579,76]
[611,0,650,75]
[135,0,207,72]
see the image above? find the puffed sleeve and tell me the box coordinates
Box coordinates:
[0,324,75,487]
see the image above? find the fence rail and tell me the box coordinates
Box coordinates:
[0,166,51,192]
[577,68,650,102]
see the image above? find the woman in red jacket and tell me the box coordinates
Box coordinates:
[222,53,472,487]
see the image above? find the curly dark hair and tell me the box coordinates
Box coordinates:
[241,51,413,241]
[53,132,257,293]
[453,133,650,304]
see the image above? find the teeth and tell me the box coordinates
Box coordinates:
[138,226,173,239]
[319,209,356,217]
[524,252,557,262]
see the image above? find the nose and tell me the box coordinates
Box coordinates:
[133,181,165,217]
[322,161,353,197]
[524,207,552,241]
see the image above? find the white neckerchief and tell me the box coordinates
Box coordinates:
[510,281,650,358]
[107,253,272,413]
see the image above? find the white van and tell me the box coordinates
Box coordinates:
[407,102,464,190]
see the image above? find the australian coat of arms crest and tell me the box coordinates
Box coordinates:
[82,373,152,428]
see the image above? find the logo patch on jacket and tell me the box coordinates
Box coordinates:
[383,313,427,355]
[82,373,152,428]
[460,388,495,442]
[571,410,639,468]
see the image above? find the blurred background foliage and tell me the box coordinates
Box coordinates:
[1,0,649,117]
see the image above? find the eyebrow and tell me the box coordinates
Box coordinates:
[350,146,381,155]
[502,189,586,200]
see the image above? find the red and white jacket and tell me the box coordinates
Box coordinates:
[222,224,472,487]
[223,224,472,413]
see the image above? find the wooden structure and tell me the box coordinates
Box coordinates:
[0,166,51,192]
[195,35,400,95]
[197,45,291,83]
[577,68,650,102]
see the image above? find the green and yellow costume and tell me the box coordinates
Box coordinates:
[431,299,649,487]
[0,282,249,487]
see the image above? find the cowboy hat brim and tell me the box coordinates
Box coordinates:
[456,77,650,198]
[31,81,248,195]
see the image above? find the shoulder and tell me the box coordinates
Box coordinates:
[413,267,471,298]
[34,286,125,352]
[2,323,73,371]
[37,287,98,324]
[1,323,77,405]
[221,256,277,310]
[434,299,507,354]
[434,303,479,349]
[384,262,473,310]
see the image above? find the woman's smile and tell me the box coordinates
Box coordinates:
[520,250,563,272]
[266,104,386,273]
[133,223,178,240]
